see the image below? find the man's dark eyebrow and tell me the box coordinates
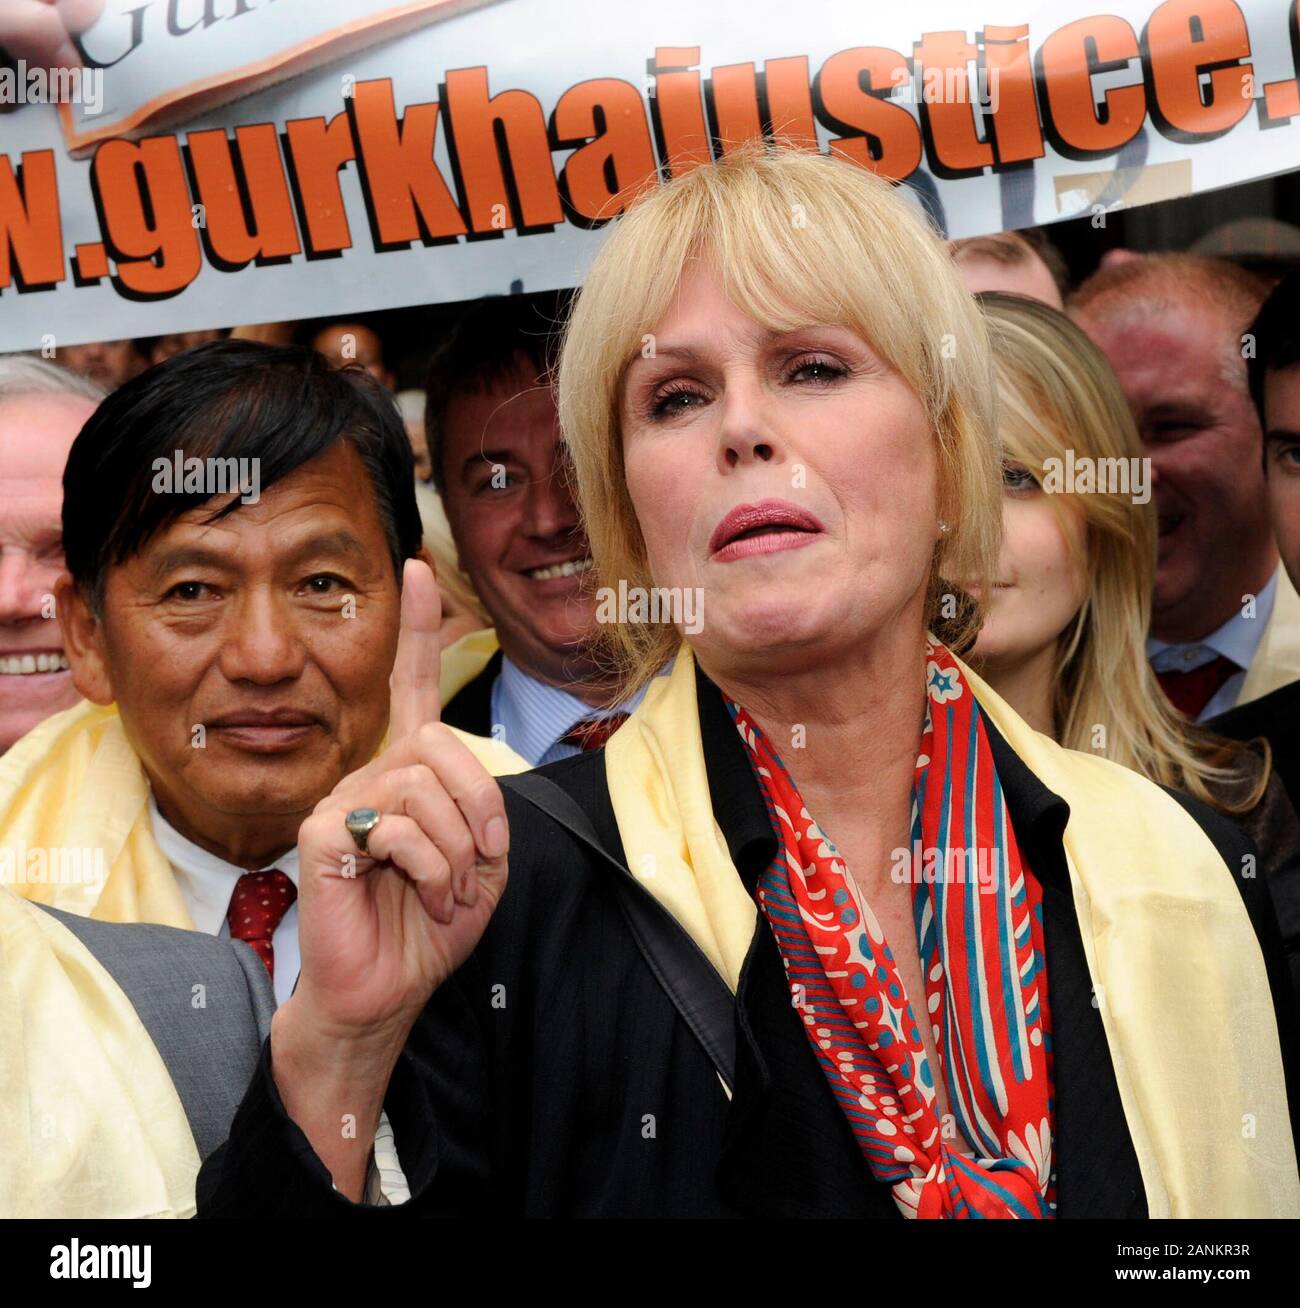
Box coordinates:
[145,531,370,581]
[146,545,230,580]
[281,530,371,568]
[1264,428,1300,444]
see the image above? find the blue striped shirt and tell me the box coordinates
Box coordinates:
[489,655,652,766]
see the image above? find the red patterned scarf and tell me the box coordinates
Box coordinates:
[728,640,1055,1218]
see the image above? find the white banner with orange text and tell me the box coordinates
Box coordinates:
[0,0,1298,351]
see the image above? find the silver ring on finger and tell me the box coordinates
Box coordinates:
[344,807,383,855]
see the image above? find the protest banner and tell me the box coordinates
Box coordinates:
[1,0,1298,352]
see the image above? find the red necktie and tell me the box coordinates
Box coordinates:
[560,712,630,752]
[225,869,297,978]
[1156,654,1239,719]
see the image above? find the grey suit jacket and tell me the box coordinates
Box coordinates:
[38,905,274,1161]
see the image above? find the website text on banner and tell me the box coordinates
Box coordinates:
[1,0,1298,353]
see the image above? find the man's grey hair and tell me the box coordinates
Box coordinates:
[0,354,105,406]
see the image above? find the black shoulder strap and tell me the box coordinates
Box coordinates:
[501,771,737,1091]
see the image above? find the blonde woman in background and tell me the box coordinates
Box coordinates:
[967,291,1300,989]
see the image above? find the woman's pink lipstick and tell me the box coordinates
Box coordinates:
[709,499,824,563]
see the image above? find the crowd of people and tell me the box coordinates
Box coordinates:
[2,141,1299,1219]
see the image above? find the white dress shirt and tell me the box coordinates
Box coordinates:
[1147,566,1279,722]
[150,796,302,1005]
[147,795,409,1204]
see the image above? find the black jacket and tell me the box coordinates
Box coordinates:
[1209,682,1300,1005]
[440,651,502,740]
[1212,680,1300,817]
[198,666,1300,1217]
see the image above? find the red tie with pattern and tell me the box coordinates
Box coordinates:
[1155,654,1239,719]
[225,869,297,978]
[560,712,630,752]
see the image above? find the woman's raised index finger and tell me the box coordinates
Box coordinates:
[389,558,443,742]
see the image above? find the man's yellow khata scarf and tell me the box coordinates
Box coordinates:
[0,671,524,1217]
[0,889,201,1217]
[0,697,525,926]
[604,645,1300,1218]
[439,626,500,703]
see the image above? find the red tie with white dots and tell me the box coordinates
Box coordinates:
[225,869,297,978]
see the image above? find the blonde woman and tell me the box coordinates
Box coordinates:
[968,296,1287,798]
[966,291,1300,991]
[199,145,1299,1219]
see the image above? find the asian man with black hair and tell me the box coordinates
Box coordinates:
[1,339,521,997]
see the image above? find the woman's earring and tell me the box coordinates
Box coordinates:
[938,520,950,535]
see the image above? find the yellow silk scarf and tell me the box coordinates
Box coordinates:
[0,697,525,926]
[604,645,1300,1218]
[0,889,200,1217]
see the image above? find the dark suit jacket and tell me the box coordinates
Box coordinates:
[440,651,502,740]
[198,666,1300,1217]
[1210,683,1300,1006]
[1212,680,1300,816]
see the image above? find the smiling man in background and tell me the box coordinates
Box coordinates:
[428,294,645,763]
[0,356,102,753]
[1070,254,1300,722]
